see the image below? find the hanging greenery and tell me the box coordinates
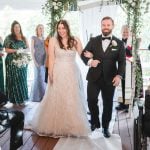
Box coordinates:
[42,0,77,36]
[122,0,150,98]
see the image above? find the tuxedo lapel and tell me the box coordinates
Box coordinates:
[104,40,112,54]
[97,35,105,55]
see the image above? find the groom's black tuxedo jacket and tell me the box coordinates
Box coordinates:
[81,35,126,84]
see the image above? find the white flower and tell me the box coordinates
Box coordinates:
[54,5,59,10]
[52,2,57,6]
[57,2,62,7]
[131,2,136,7]
[128,0,132,3]
[111,40,117,47]
[12,51,32,68]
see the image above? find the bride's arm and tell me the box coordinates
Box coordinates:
[48,37,55,84]
[74,37,83,56]
[75,37,93,58]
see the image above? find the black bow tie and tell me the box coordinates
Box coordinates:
[102,37,111,40]
[122,38,127,43]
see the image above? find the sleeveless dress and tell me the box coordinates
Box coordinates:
[30,36,46,102]
[27,41,90,137]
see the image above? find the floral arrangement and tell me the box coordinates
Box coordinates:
[42,0,77,35]
[12,48,31,68]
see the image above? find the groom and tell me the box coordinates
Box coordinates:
[81,16,126,138]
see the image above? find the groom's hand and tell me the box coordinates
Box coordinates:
[112,75,121,86]
[91,60,100,67]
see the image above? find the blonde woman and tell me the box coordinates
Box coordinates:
[30,24,46,102]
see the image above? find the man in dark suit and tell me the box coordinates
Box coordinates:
[81,16,126,138]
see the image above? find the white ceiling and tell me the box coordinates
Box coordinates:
[0,0,110,10]
[0,0,118,10]
[0,0,46,10]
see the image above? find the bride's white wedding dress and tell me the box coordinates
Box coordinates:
[26,41,90,137]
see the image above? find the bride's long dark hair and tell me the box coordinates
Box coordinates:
[56,20,77,50]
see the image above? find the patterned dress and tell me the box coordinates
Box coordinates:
[27,38,90,137]
[30,36,46,102]
[0,42,4,93]
[3,35,28,104]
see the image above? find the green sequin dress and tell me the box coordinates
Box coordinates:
[0,42,4,93]
[3,35,28,104]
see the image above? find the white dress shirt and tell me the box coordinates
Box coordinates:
[102,34,112,52]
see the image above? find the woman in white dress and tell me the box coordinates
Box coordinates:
[28,20,92,137]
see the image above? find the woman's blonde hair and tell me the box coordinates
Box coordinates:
[121,25,130,33]
[36,24,44,37]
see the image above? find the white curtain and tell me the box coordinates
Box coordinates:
[79,5,126,46]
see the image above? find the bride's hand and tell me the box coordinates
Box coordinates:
[49,72,53,84]
[84,51,93,58]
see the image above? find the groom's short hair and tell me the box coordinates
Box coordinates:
[101,16,114,25]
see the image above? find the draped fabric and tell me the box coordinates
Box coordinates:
[79,5,126,46]
[3,35,28,104]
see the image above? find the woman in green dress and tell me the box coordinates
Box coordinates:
[3,20,29,105]
[0,36,4,93]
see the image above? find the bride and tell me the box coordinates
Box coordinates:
[27,20,93,137]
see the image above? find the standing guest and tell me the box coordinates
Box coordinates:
[116,25,132,112]
[44,35,50,83]
[3,20,29,106]
[30,24,46,102]
[81,16,126,138]
[0,36,4,93]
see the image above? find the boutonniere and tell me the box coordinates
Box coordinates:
[110,40,118,51]
[111,40,117,47]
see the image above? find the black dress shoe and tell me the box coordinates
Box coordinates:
[91,124,100,131]
[115,104,129,111]
[102,128,111,138]
[115,104,124,110]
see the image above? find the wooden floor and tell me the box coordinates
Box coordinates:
[0,102,140,150]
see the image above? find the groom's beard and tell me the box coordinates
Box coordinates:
[102,29,112,36]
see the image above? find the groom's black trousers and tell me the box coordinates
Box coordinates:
[87,76,115,129]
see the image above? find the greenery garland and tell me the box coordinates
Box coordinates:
[42,0,77,36]
[122,0,150,98]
